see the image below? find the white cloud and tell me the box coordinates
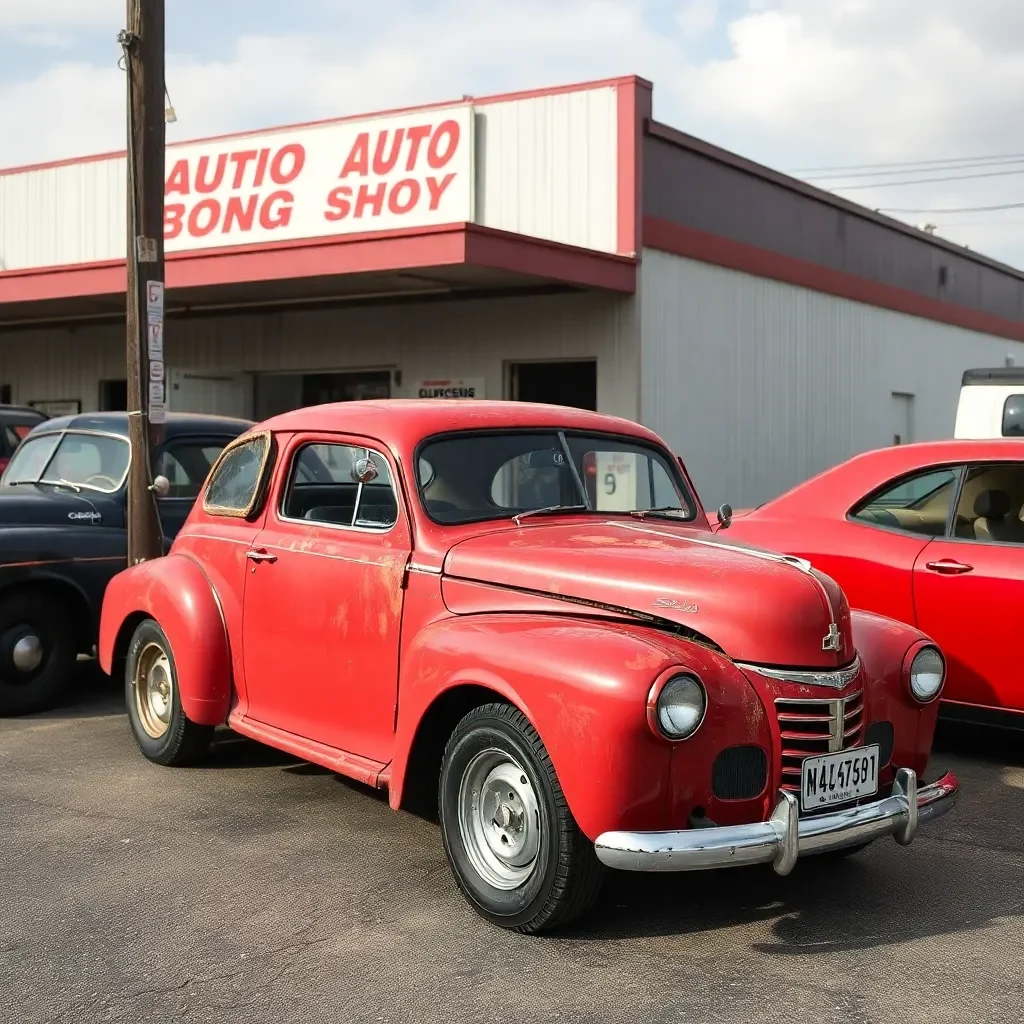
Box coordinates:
[0,0,1022,266]
[0,0,118,27]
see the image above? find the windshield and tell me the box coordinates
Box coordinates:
[416,430,697,525]
[3,431,130,493]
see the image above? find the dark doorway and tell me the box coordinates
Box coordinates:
[301,371,391,406]
[510,360,597,411]
[99,379,128,411]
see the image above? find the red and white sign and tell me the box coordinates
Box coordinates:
[162,107,473,253]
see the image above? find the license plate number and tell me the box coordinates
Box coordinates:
[801,745,879,812]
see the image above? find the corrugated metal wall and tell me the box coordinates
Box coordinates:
[476,87,618,253]
[0,289,639,420]
[640,248,1024,511]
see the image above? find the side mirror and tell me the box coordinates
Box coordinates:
[352,458,379,485]
[716,503,733,529]
[150,475,171,498]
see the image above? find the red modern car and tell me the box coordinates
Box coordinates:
[721,438,1024,730]
[99,402,958,932]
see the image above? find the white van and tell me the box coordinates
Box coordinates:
[953,367,1024,438]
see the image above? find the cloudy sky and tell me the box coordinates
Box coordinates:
[2,0,1023,268]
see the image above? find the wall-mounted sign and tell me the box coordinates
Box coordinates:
[28,399,81,417]
[161,107,473,254]
[413,377,485,399]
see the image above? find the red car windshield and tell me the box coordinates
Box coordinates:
[416,430,697,525]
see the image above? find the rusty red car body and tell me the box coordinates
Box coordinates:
[99,401,958,932]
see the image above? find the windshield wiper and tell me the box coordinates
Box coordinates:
[512,504,587,526]
[54,478,82,493]
[629,506,688,519]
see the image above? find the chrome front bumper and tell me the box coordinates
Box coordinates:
[594,768,959,875]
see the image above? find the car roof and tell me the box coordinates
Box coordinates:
[27,410,255,439]
[259,399,666,450]
[760,437,1024,517]
[0,404,48,423]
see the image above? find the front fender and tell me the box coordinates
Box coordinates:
[391,613,763,841]
[851,608,942,776]
[99,554,232,726]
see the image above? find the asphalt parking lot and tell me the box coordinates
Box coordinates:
[2,672,1023,1024]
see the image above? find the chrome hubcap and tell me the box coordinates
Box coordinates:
[133,642,173,739]
[458,750,541,890]
[11,634,43,674]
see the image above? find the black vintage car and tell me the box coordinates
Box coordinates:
[0,410,252,715]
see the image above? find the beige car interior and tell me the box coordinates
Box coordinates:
[953,464,1024,544]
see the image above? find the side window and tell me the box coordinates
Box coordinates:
[282,443,398,529]
[203,432,271,517]
[952,463,1024,545]
[157,441,233,500]
[1003,395,1024,437]
[851,467,959,537]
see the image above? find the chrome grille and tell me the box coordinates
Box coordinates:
[774,691,865,794]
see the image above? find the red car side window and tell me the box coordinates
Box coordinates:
[203,431,272,518]
[850,467,961,538]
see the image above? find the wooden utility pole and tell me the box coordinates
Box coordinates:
[120,0,166,564]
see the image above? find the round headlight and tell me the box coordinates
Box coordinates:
[656,674,706,739]
[909,646,945,702]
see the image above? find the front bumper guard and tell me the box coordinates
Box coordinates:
[594,768,959,874]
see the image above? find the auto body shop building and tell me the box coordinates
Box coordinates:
[1,75,1023,509]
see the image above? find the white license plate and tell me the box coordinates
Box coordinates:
[800,745,880,812]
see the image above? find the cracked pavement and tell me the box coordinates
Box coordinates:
[2,671,1023,1024]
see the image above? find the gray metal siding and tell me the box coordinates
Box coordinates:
[643,133,1024,325]
[640,248,1024,511]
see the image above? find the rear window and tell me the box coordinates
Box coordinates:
[1002,395,1024,437]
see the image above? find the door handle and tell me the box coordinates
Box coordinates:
[245,549,277,564]
[924,559,973,575]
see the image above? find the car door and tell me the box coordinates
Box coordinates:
[240,434,411,762]
[817,464,964,628]
[913,460,1024,714]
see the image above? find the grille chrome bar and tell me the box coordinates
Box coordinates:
[775,691,866,794]
[737,657,862,690]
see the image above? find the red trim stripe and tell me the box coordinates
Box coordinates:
[643,216,1024,344]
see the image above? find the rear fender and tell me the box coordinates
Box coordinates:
[98,554,232,726]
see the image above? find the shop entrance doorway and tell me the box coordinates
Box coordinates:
[255,370,392,420]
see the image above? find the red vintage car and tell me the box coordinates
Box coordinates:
[99,402,958,932]
[720,438,1024,731]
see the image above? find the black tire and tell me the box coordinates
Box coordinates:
[124,618,212,766]
[0,590,77,716]
[438,702,605,933]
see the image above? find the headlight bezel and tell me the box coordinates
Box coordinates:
[903,641,945,704]
[647,670,708,741]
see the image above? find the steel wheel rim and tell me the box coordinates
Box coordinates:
[457,748,542,891]
[133,642,173,739]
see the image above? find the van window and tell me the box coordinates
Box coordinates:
[1002,395,1024,437]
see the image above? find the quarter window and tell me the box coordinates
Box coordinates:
[952,463,1024,545]
[851,467,959,537]
[282,443,398,529]
[203,433,271,517]
[1002,395,1024,437]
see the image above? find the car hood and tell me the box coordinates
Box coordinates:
[442,518,854,669]
[0,485,108,527]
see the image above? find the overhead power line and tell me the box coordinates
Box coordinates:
[877,201,1024,214]
[789,150,1024,174]
[806,156,1024,182]
[830,167,1024,191]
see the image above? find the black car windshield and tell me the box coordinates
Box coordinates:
[416,430,697,525]
[3,431,130,493]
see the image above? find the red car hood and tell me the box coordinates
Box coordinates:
[443,518,854,669]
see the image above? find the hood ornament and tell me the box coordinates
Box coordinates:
[821,622,841,652]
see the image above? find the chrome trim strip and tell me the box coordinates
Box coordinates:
[737,657,862,690]
[594,768,958,874]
